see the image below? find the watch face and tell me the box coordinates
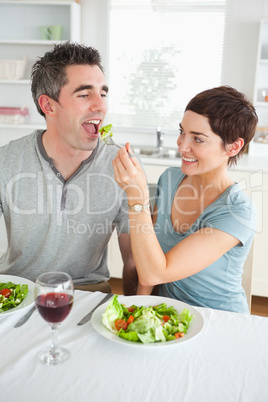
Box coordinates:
[134,204,143,212]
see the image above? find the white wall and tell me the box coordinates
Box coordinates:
[221,0,266,101]
[80,0,110,74]
[80,0,268,102]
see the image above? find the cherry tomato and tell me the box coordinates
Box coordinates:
[163,315,170,322]
[115,319,128,331]
[0,288,12,298]
[127,315,134,325]
[127,307,135,313]
[175,332,184,339]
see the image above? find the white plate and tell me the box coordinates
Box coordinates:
[91,295,204,348]
[0,274,35,316]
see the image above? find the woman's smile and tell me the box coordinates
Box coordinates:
[181,156,198,164]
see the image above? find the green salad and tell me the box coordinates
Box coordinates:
[102,295,193,344]
[0,281,28,313]
[99,124,113,140]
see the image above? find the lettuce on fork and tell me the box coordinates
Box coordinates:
[99,124,113,141]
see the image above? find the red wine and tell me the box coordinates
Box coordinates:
[36,292,73,323]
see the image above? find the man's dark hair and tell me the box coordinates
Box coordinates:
[31,41,104,117]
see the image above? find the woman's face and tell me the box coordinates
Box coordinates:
[177,111,229,176]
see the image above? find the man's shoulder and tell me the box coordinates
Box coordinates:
[0,130,40,154]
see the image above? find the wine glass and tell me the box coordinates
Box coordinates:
[35,271,74,366]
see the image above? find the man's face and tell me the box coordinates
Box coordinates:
[53,64,108,153]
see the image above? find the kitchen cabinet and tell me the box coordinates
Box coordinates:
[253,19,268,124]
[229,167,268,298]
[250,19,268,157]
[0,0,81,145]
[109,159,268,299]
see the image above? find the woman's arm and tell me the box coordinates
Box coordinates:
[117,232,137,295]
[137,282,154,295]
[136,202,159,295]
[113,146,240,287]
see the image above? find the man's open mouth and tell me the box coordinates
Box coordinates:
[83,119,101,135]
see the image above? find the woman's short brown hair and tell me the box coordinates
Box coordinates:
[185,86,258,166]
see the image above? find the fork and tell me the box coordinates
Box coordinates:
[101,135,135,158]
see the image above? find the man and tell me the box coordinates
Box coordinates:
[0,42,137,294]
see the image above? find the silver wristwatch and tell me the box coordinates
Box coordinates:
[128,203,150,213]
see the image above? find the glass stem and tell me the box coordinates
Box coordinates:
[50,324,59,355]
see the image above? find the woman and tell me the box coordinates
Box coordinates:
[112,86,258,313]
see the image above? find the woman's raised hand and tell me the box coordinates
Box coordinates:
[112,143,149,205]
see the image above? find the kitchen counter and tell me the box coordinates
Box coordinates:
[140,152,268,173]
[231,154,268,173]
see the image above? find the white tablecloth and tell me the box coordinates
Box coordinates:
[1,290,268,402]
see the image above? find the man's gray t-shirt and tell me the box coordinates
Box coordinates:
[0,130,129,284]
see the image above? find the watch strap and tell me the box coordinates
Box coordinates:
[128,203,150,212]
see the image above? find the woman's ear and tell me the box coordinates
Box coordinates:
[38,95,55,116]
[226,138,244,156]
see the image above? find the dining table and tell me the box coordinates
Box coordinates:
[1,289,268,402]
